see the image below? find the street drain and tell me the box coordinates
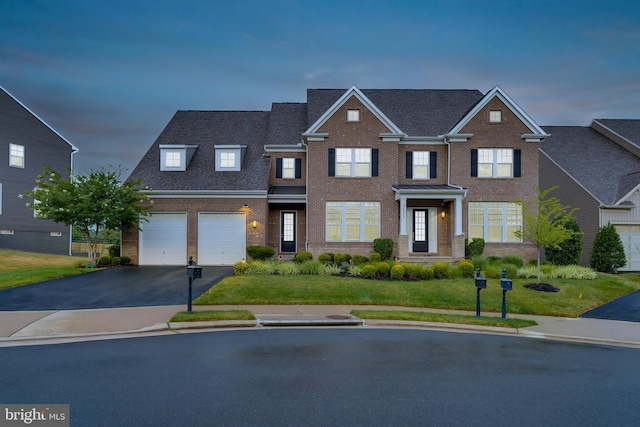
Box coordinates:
[326,315,352,320]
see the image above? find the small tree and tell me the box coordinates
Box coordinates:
[544,217,583,265]
[24,166,152,265]
[589,223,626,273]
[514,186,577,284]
[373,238,394,260]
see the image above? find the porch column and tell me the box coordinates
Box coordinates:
[399,196,407,235]
[454,195,463,236]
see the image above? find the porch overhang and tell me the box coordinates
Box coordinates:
[393,184,468,236]
[267,185,307,204]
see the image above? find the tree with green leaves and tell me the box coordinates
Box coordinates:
[514,186,577,284]
[23,166,152,265]
[589,223,626,273]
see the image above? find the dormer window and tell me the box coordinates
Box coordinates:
[215,145,246,171]
[160,144,198,171]
[347,109,360,122]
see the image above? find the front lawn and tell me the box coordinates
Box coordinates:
[194,273,640,318]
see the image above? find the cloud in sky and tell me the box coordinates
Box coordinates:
[1,0,638,175]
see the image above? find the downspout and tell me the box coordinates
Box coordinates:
[302,139,309,252]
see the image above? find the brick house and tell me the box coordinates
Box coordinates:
[124,86,546,265]
[0,86,78,254]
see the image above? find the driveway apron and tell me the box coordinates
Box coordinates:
[581,289,640,323]
[0,266,232,311]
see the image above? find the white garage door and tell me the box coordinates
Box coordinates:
[198,212,246,265]
[139,212,187,265]
[614,225,640,271]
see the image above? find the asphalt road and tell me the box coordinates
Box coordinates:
[0,266,232,311]
[0,328,638,426]
[581,288,640,322]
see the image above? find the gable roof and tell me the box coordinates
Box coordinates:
[306,87,484,136]
[540,126,640,205]
[128,110,271,191]
[0,85,79,154]
[448,86,549,140]
[593,119,640,151]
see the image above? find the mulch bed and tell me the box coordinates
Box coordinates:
[524,283,560,292]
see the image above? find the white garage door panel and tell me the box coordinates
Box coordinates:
[139,213,187,265]
[614,225,640,271]
[198,213,246,265]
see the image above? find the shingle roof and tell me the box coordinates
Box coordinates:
[265,103,307,146]
[540,126,640,205]
[307,89,484,136]
[596,119,640,150]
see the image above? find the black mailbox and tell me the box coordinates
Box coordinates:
[500,269,512,291]
[187,265,202,278]
[474,268,486,289]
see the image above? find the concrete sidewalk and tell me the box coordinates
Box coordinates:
[0,304,639,348]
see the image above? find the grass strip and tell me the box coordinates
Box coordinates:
[351,309,538,328]
[170,310,256,323]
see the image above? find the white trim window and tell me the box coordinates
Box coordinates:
[469,202,522,242]
[220,152,236,168]
[347,109,360,122]
[9,143,24,168]
[326,201,380,242]
[336,148,371,177]
[478,148,513,178]
[489,110,502,123]
[413,151,430,179]
[282,158,295,179]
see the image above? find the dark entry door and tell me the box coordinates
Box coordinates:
[412,209,428,252]
[280,211,296,253]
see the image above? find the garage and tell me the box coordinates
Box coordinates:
[614,225,640,271]
[198,212,246,265]
[139,212,187,265]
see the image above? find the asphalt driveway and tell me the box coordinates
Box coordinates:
[581,289,640,323]
[0,266,232,311]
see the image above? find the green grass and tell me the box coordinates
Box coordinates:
[194,273,640,318]
[170,310,256,322]
[0,250,96,290]
[351,309,538,328]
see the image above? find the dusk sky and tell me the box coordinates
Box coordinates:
[1,0,638,175]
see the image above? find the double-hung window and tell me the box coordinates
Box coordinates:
[468,202,522,242]
[336,148,371,177]
[477,148,514,178]
[9,144,24,168]
[326,201,380,242]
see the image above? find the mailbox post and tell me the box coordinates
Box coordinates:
[474,268,486,317]
[186,259,202,314]
[500,268,513,320]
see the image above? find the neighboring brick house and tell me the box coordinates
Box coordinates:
[124,86,546,265]
[0,86,78,255]
[540,119,640,270]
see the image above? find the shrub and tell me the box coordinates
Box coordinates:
[323,264,342,275]
[110,256,122,266]
[457,260,475,278]
[501,255,523,268]
[484,264,503,279]
[246,260,276,274]
[352,254,369,265]
[334,253,352,265]
[545,217,583,265]
[246,245,275,261]
[552,265,598,280]
[274,261,299,275]
[375,262,391,278]
[234,261,248,275]
[486,256,501,264]
[348,265,362,277]
[589,223,626,273]
[373,238,394,260]
[471,256,487,271]
[299,260,323,275]
[369,252,382,263]
[318,253,333,265]
[108,244,121,258]
[502,264,519,280]
[517,265,546,279]
[432,262,449,279]
[362,264,377,279]
[465,238,485,258]
[389,264,404,280]
[293,251,313,263]
[97,256,112,267]
[120,256,131,265]
[420,266,434,280]
[403,264,419,280]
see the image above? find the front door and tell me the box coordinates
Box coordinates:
[280,211,297,253]
[412,209,428,252]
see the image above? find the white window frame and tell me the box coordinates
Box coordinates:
[413,151,430,180]
[489,110,502,123]
[161,150,184,170]
[215,147,243,171]
[347,109,360,122]
[9,143,24,168]
[335,148,371,177]
[468,202,522,243]
[326,201,380,242]
[282,158,295,179]
[478,148,513,178]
